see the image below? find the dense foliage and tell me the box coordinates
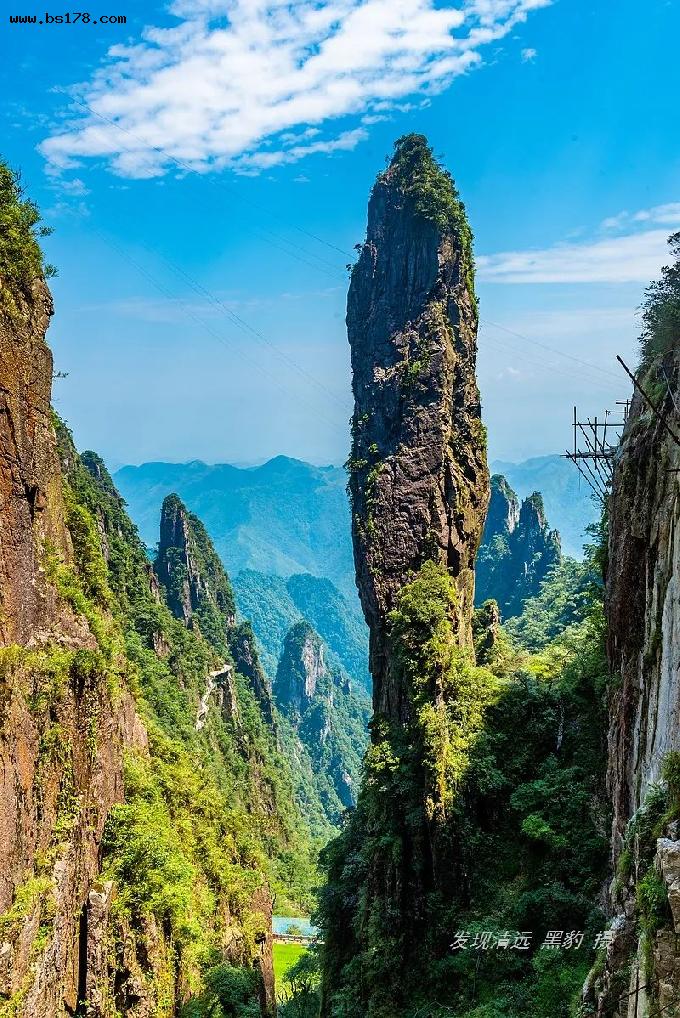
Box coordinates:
[505,556,599,651]
[380,134,476,307]
[0,159,55,316]
[319,562,499,1018]
[640,231,680,368]
[54,424,323,1014]
[233,569,369,693]
[285,573,370,693]
[275,621,370,822]
[319,539,610,1017]
[155,492,237,654]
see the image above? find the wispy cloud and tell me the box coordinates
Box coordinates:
[601,202,680,231]
[40,0,550,179]
[479,205,680,284]
[56,177,90,196]
[520,46,536,61]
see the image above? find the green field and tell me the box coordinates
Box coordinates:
[273,942,308,999]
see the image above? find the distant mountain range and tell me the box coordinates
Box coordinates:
[115,456,356,594]
[115,453,598,588]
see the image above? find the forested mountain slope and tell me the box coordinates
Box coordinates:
[233,570,369,692]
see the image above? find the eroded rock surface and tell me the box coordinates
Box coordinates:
[347,134,489,721]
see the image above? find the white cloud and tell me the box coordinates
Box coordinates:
[632,203,680,226]
[57,177,90,196]
[40,0,550,178]
[520,46,536,61]
[478,224,678,285]
[601,202,680,232]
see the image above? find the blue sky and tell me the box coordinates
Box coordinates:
[2,0,679,468]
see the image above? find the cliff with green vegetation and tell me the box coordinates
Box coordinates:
[153,494,361,835]
[231,571,370,826]
[315,136,617,1018]
[233,570,369,693]
[0,161,321,1018]
[584,235,680,1017]
[155,493,236,641]
[476,473,562,619]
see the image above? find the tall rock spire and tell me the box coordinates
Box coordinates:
[321,135,491,1017]
[346,132,489,721]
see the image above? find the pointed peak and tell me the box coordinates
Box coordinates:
[379,133,471,243]
[155,496,235,648]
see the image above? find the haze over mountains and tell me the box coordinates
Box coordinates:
[115,456,354,593]
[115,452,598,586]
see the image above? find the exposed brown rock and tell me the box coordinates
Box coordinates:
[0,281,131,1017]
[347,136,489,722]
[0,282,69,644]
[587,349,680,1016]
[606,352,680,853]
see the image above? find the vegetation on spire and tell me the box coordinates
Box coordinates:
[381,134,476,305]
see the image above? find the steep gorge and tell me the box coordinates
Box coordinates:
[5,138,680,1018]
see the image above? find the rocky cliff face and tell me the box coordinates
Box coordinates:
[321,134,491,1018]
[229,621,277,731]
[606,368,680,842]
[155,492,236,639]
[0,278,67,645]
[347,133,489,723]
[476,474,561,618]
[586,343,680,1015]
[155,493,277,730]
[275,621,369,816]
[276,622,326,715]
[0,264,132,1014]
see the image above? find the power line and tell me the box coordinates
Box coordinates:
[480,333,623,395]
[92,227,348,438]
[51,89,357,418]
[134,237,348,409]
[481,317,622,382]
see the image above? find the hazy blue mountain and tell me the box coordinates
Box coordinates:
[491,454,600,558]
[114,456,356,595]
[233,569,370,693]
